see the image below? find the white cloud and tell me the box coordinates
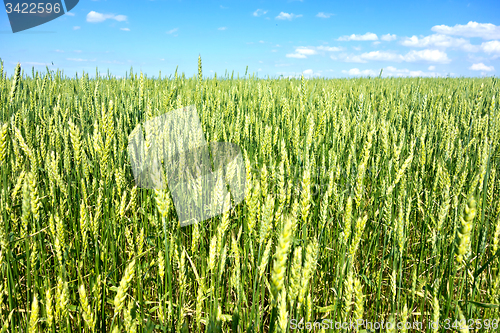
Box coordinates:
[317,46,343,51]
[271,49,277,52]
[86,11,127,23]
[481,40,500,54]
[400,34,479,52]
[337,54,366,63]
[120,28,130,31]
[55,49,64,53]
[342,68,377,76]
[360,51,404,62]
[285,47,326,59]
[259,40,265,43]
[253,9,268,17]
[166,28,178,34]
[335,49,449,64]
[316,12,333,18]
[400,36,420,47]
[73,26,81,30]
[466,54,487,62]
[469,63,494,71]
[67,58,89,62]
[381,34,397,41]
[428,65,436,70]
[276,12,302,20]
[286,53,307,59]
[66,12,75,16]
[160,58,165,61]
[301,69,322,78]
[114,15,128,22]
[295,47,317,55]
[372,41,381,46]
[384,66,440,77]
[74,50,82,53]
[337,32,378,41]
[218,27,227,30]
[403,49,450,63]
[431,21,500,40]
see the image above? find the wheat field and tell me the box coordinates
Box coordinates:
[0,58,499,332]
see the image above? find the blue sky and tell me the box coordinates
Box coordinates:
[1,0,499,78]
